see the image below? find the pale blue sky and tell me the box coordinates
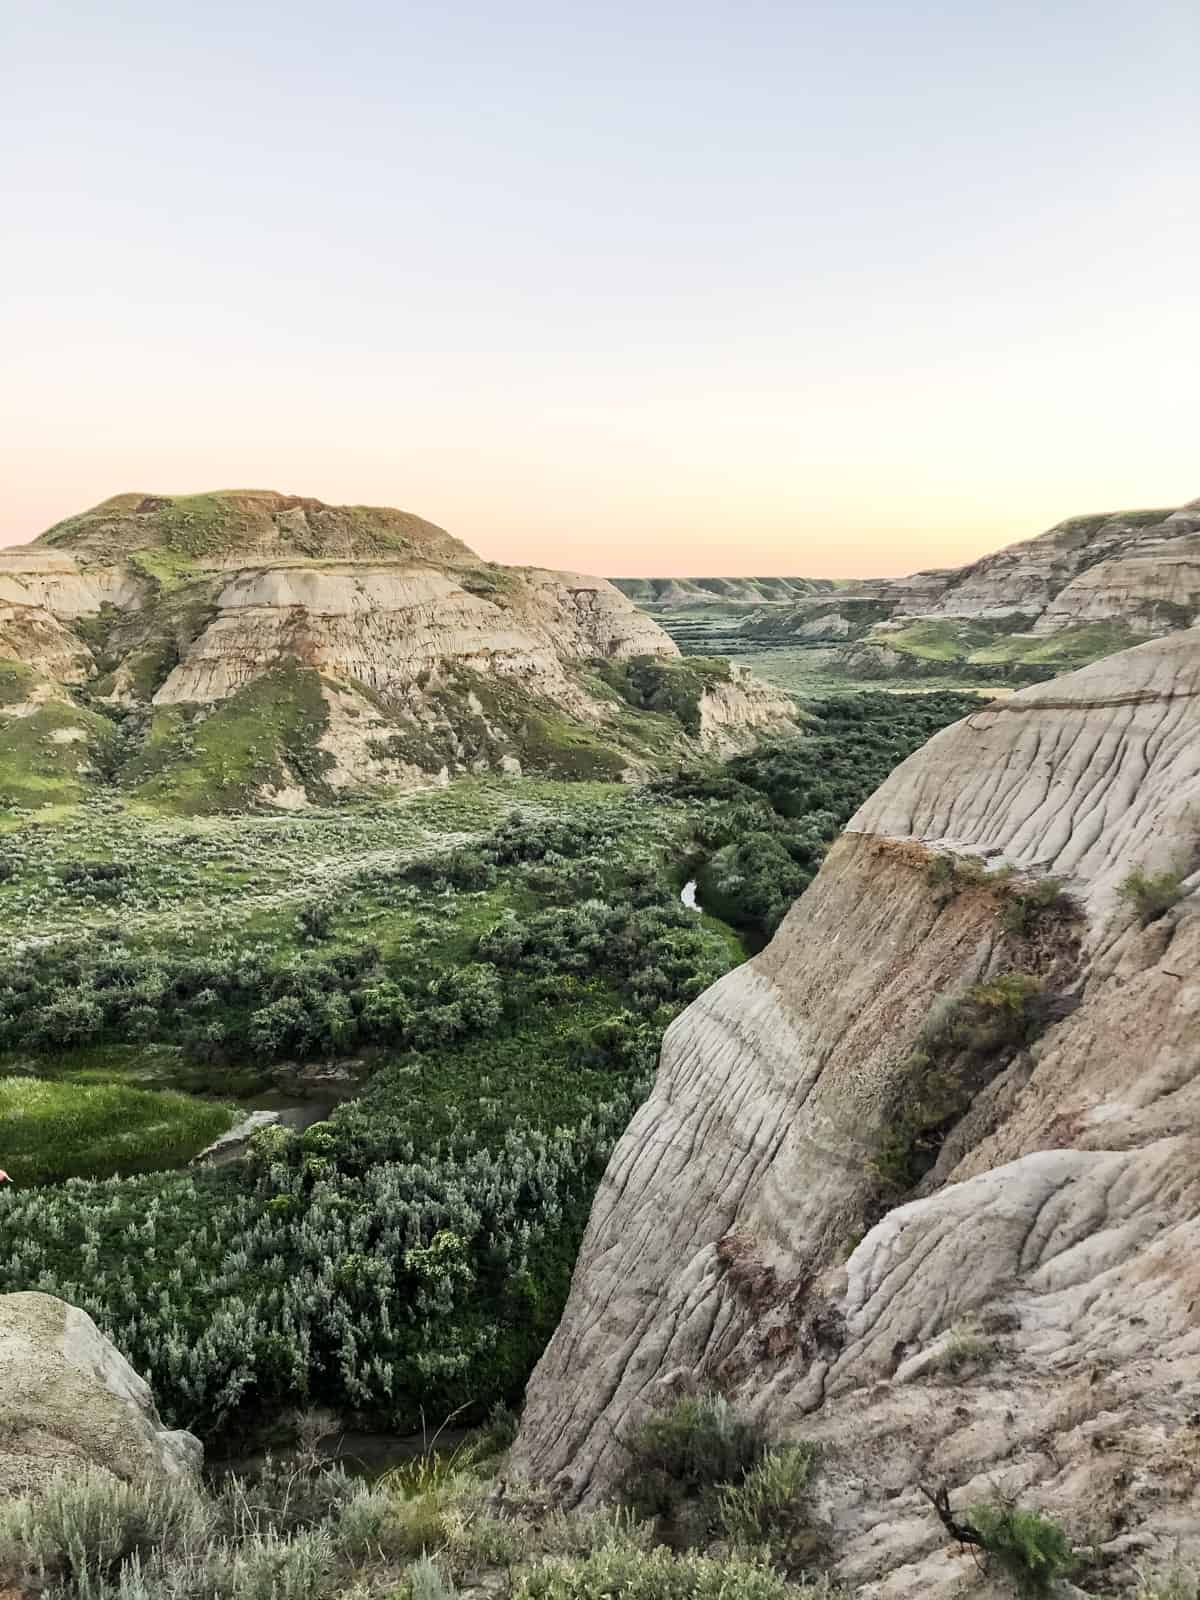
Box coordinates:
[3,0,1197,574]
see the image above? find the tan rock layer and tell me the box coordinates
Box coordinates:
[512,632,1200,1595]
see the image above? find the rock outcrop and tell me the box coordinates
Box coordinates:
[0,491,794,807]
[513,631,1200,1594]
[0,1292,201,1496]
[637,499,1200,682]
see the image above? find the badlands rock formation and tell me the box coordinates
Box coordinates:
[0,491,793,806]
[513,631,1200,1594]
[651,499,1200,682]
[0,1291,201,1496]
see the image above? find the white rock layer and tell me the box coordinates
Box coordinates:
[513,632,1200,1596]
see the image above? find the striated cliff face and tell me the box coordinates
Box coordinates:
[0,491,794,808]
[512,632,1200,1593]
[910,500,1200,629]
[655,499,1200,684]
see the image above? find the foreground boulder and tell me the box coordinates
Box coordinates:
[513,633,1200,1594]
[0,1292,201,1496]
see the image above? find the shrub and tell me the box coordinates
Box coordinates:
[1136,1562,1200,1600]
[216,1528,336,1600]
[935,1325,994,1375]
[403,1556,458,1600]
[968,1502,1075,1596]
[716,1443,819,1547]
[295,901,334,942]
[1000,879,1071,937]
[0,1469,210,1592]
[213,1456,358,1539]
[1119,868,1185,926]
[618,1396,766,1521]
[871,972,1050,1202]
[515,1544,802,1600]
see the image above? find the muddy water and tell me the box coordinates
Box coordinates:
[242,1089,343,1132]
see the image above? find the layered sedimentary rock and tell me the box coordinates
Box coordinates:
[0,491,794,805]
[513,632,1200,1594]
[0,1292,201,1497]
[641,500,1200,680]
[915,501,1200,629]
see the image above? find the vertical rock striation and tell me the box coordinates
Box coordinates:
[513,632,1200,1594]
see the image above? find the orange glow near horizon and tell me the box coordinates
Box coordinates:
[4,4,1197,583]
[3,461,1193,582]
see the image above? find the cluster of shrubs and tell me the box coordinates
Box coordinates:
[657,693,979,936]
[1120,865,1187,926]
[0,812,737,1435]
[0,1413,823,1600]
[59,860,133,900]
[0,810,727,1072]
[871,972,1052,1204]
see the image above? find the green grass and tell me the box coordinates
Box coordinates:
[879,620,987,661]
[728,651,1004,700]
[0,1076,235,1184]
[128,664,334,812]
[127,546,203,591]
[0,700,120,809]
[0,661,41,709]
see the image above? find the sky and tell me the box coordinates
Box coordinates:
[3,1,1198,578]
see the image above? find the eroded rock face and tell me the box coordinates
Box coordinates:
[0,1292,202,1497]
[672,499,1200,677]
[512,632,1200,1594]
[915,501,1200,629]
[0,490,795,798]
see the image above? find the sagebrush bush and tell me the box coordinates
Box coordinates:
[717,1444,819,1550]
[1136,1562,1200,1600]
[1000,878,1071,937]
[1119,867,1185,926]
[515,1544,807,1599]
[214,1456,359,1539]
[618,1396,766,1521]
[935,1325,994,1375]
[403,1555,458,1600]
[0,1470,210,1593]
[216,1528,336,1600]
[968,1501,1075,1596]
[871,972,1050,1203]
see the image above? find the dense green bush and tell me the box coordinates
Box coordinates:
[871,974,1049,1202]
[658,692,977,935]
[618,1396,767,1522]
[717,1445,819,1550]
[967,1501,1075,1596]
[1119,867,1186,926]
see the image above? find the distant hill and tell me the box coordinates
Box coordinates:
[0,491,794,813]
[616,498,1200,684]
[612,576,841,607]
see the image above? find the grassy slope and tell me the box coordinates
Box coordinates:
[127,665,334,812]
[0,698,119,808]
[0,1075,235,1184]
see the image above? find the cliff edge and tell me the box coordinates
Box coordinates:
[512,631,1200,1595]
